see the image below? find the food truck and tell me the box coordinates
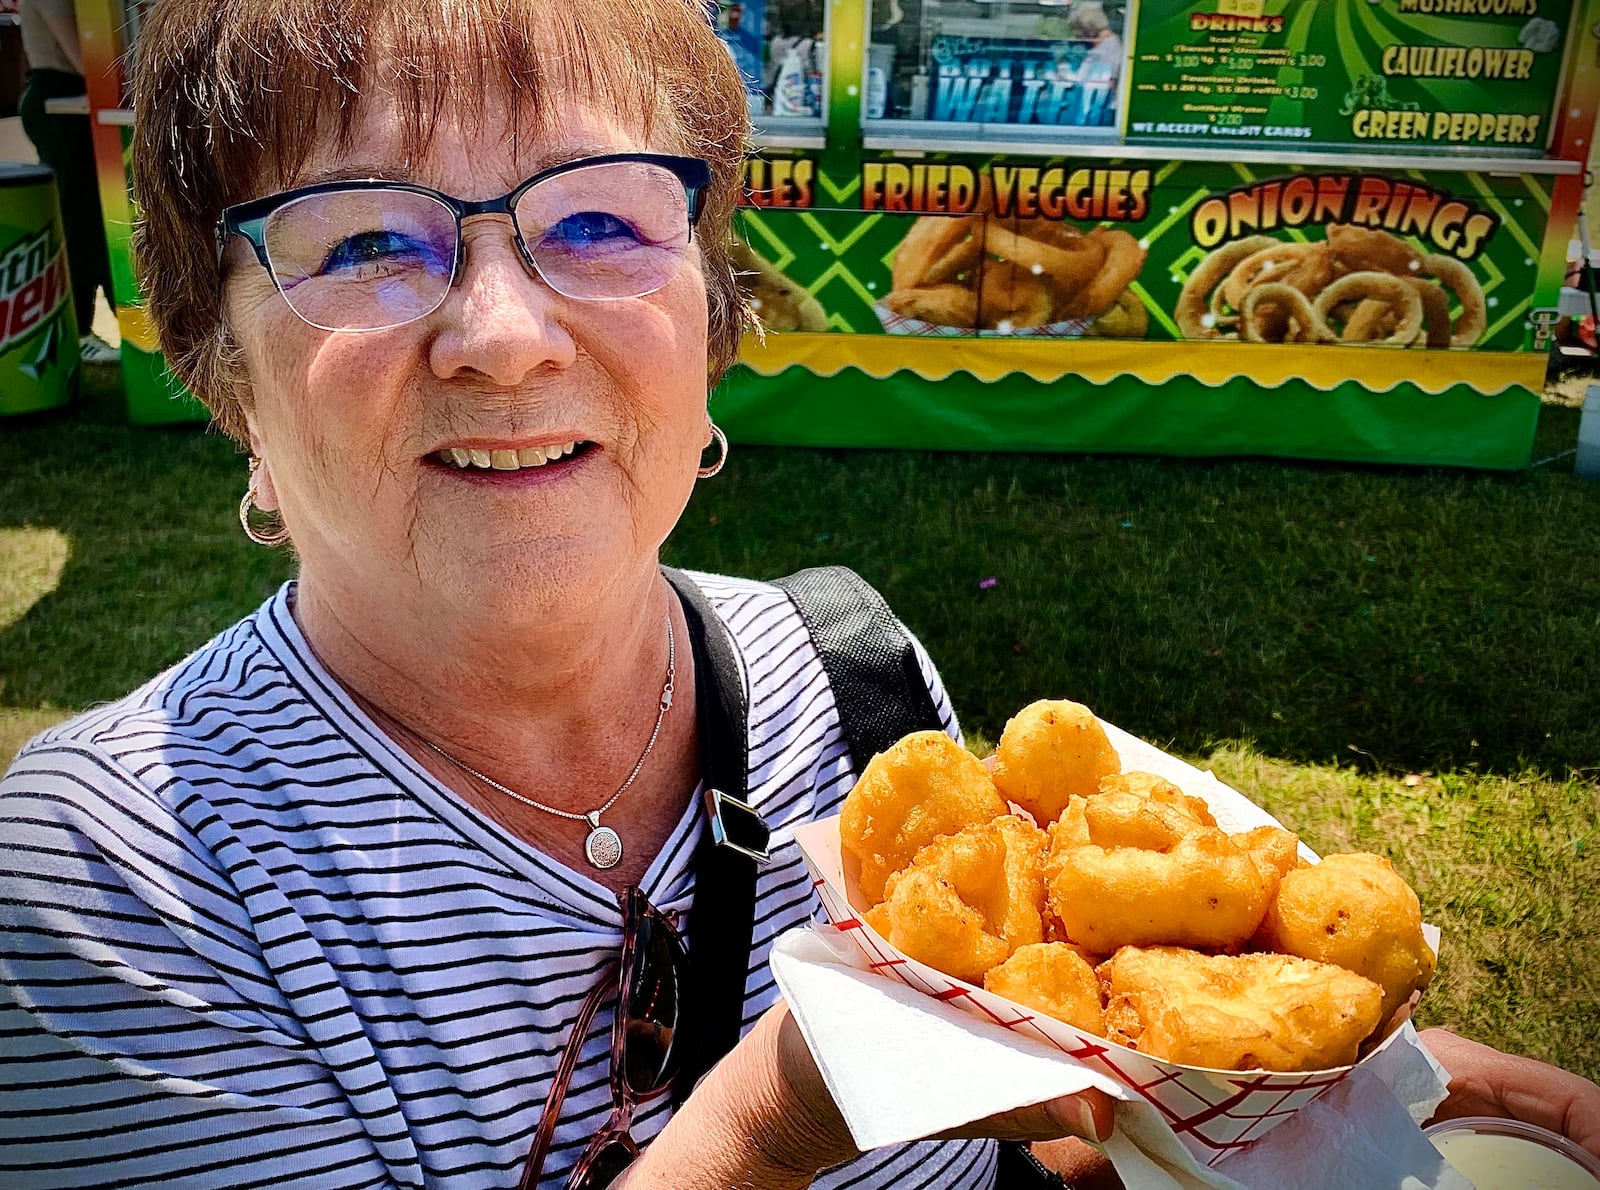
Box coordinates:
[78,0,1600,468]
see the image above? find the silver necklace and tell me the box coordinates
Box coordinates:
[412,616,675,871]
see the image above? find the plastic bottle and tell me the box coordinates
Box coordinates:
[867,42,895,119]
[909,68,930,120]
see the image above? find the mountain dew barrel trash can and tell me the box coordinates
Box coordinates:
[0,162,80,415]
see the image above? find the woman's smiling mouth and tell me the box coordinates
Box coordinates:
[428,440,595,471]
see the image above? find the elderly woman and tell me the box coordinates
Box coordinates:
[0,1,1596,1189]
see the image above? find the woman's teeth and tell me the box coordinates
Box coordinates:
[436,441,581,470]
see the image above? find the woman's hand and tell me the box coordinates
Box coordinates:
[1420,1028,1600,1158]
[616,1000,1113,1189]
[763,1001,1115,1171]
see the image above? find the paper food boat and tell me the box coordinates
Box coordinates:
[790,722,1433,1168]
[872,300,1096,339]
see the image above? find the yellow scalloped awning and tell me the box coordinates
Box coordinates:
[739,333,1543,397]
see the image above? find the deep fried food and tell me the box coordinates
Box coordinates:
[1062,228,1147,319]
[1315,272,1424,346]
[991,699,1121,826]
[1078,789,1212,852]
[1048,795,1091,851]
[1255,852,1436,1022]
[980,263,1056,329]
[891,215,985,292]
[731,241,828,333]
[1175,223,1479,351]
[1047,826,1271,952]
[1405,276,1454,349]
[1327,224,1422,278]
[1098,771,1218,828]
[1016,217,1086,250]
[984,224,1106,298]
[1421,254,1488,347]
[1241,282,1334,343]
[886,216,1146,330]
[885,284,978,329]
[841,730,1008,903]
[1223,242,1321,312]
[1177,235,1278,338]
[1088,288,1149,338]
[1279,242,1339,298]
[870,815,1047,982]
[1232,824,1300,898]
[985,942,1104,1033]
[1340,297,1397,343]
[1099,946,1386,1072]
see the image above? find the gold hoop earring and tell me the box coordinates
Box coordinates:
[697,423,729,479]
[239,458,291,547]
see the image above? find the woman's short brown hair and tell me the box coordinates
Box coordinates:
[131,0,750,444]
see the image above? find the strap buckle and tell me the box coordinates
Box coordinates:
[703,787,771,862]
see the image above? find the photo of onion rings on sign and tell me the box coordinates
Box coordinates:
[877,215,1149,338]
[1176,224,1486,348]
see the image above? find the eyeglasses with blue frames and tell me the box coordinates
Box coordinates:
[215,153,713,333]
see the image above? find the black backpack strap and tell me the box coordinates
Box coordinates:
[662,567,759,1109]
[771,566,945,765]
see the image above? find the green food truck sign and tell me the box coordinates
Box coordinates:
[1124,0,1574,149]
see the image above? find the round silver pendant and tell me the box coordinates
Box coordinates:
[584,824,624,870]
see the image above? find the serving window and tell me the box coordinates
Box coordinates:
[865,0,1129,137]
[712,0,829,136]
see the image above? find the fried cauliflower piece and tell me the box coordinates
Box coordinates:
[1046,807,1271,952]
[1080,789,1214,852]
[1232,824,1301,899]
[841,731,1008,904]
[1099,771,1218,828]
[984,942,1105,1034]
[991,700,1121,825]
[1047,796,1092,852]
[870,815,1047,983]
[1099,946,1385,1072]
[1254,852,1436,1023]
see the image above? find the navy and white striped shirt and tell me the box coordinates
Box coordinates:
[1,573,997,1190]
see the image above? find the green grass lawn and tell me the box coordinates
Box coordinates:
[3,365,1598,1079]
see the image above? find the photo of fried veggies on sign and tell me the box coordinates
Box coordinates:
[789,701,1445,1171]
[876,215,1149,339]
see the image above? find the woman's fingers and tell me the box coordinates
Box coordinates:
[1421,1028,1600,1158]
[937,1087,1116,1144]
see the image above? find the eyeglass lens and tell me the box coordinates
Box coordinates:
[264,188,456,331]
[619,895,684,1096]
[261,160,694,332]
[568,1137,639,1190]
[556,891,686,1190]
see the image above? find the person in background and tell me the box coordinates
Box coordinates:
[1064,0,1122,124]
[17,0,117,364]
[716,2,764,111]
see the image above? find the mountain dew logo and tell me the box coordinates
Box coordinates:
[0,228,70,354]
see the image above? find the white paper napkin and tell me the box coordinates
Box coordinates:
[769,924,1468,1190]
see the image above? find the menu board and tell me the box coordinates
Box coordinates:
[1124,0,1573,150]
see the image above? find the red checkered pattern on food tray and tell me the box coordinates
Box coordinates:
[871,303,1095,339]
[800,850,1360,1169]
